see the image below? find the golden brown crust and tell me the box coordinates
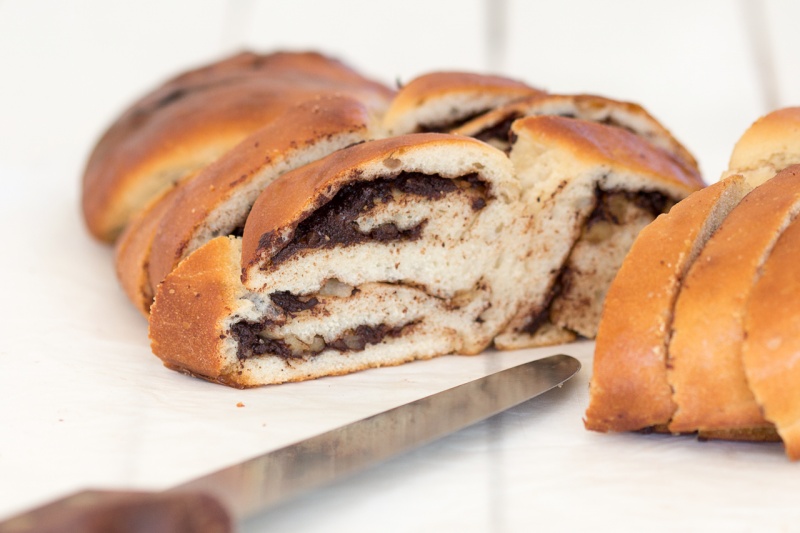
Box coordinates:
[743,190,800,459]
[394,71,539,99]
[512,115,705,193]
[145,95,376,293]
[667,166,800,433]
[585,176,748,433]
[148,236,243,380]
[81,51,394,243]
[568,95,697,172]
[240,133,493,272]
[382,71,543,134]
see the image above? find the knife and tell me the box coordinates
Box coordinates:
[0,354,580,533]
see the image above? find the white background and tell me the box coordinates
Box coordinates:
[1,1,799,531]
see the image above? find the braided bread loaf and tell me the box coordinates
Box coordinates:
[82,51,703,386]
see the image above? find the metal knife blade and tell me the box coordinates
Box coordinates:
[0,354,580,533]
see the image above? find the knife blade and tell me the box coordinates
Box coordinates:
[0,354,580,533]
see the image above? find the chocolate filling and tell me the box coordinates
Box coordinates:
[326,324,404,352]
[473,114,522,151]
[229,319,412,360]
[270,291,319,313]
[521,271,566,335]
[230,320,293,360]
[586,188,673,230]
[265,172,488,267]
[418,111,488,133]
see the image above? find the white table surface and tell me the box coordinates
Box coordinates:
[2,1,799,531]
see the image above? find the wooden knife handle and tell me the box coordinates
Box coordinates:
[0,490,232,533]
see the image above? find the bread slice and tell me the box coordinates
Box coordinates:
[382,72,543,136]
[150,134,526,386]
[667,165,800,434]
[584,175,752,433]
[452,93,699,178]
[114,177,191,317]
[725,107,800,186]
[494,116,704,350]
[81,51,394,242]
[144,95,380,297]
[743,188,800,458]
